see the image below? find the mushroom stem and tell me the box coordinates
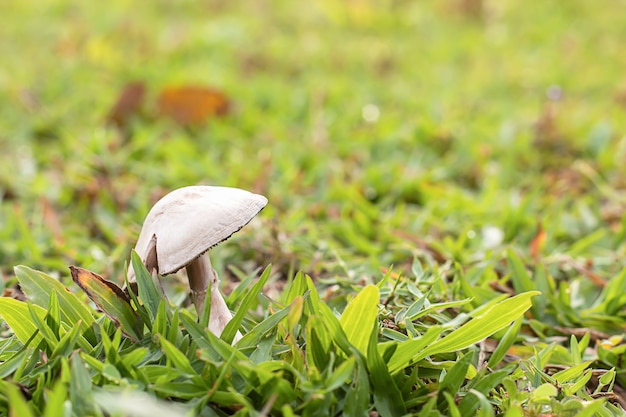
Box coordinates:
[187,255,240,340]
[186,254,216,311]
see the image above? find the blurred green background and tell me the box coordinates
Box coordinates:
[1,0,625,289]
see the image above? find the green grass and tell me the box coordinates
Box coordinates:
[1,0,626,415]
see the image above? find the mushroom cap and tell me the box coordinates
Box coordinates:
[134,186,267,275]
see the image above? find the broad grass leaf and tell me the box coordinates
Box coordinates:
[131,250,165,321]
[167,309,181,346]
[305,315,331,371]
[134,364,189,384]
[339,285,379,356]
[51,320,83,358]
[0,298,46,345]
[224,266,260,307]
[236,304,291,349]
[304,274,320,315]
[344,356,370,417]
[46,290,61,336]
[158,335,197,376]
[287,295,304,332]
[102,363,122,383]
[386,292,537,374]
[28,302,59,349]
[43,380,68,417]
[2,380,35,417]
[156,85,230,126]
[596,267,626,315]
[180,310,249,367]
[325,357,356,392]
[150,382,209,400]
[459,368,512,415]
[507,250,534,294]
[566,369,593,395]
[249,334,275,363]
[80,353,105,374]
[0,349,30,379]
[442,391,461,417]
[282,271,308,305]
[531,264,550,319]
[575,400,608,417]
[14,265,95,336]
[487,318,522,368]
[153,385,250,407]
[318,302,354,356]
[467,389,495,417]
[424,291,539,356]
[553,361,592,384]
[439,353,473,398]
[505,406,525,417]
[70,354,99,417]
[406,297,473,321]
[384,326,443,374]
[531,383,558,400]
[70,266,143,341]
[153,299,169,337]
[121,347,149,369]
[222,264,271,345]
[367,322,406,417]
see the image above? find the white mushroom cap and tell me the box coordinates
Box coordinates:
[132,186,267,276]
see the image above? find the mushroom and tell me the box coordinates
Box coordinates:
[127,185,267,340]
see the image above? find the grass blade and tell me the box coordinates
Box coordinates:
[0,298,46,345]
[70,354,99,417]
[424,291,539,356]
[385,326,443,374]
[2,380,35,417]
[339,285,379,356]
[14,265,95,336]
[158,335,198,376]
[367,322,406,417]
[222,264,272,344]
[487,318,522,368]
[131,250,165,321]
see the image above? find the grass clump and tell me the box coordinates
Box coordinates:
[0,258,566,416]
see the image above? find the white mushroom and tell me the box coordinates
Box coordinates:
[127,186,267,340]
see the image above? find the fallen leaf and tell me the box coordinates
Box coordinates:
[106,81,146,129]
[70,266,143,341]
[156,85,230,126]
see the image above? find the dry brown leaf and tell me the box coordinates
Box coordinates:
[70,266,142,341]
[106,81,146,129]
[156,85,230,126]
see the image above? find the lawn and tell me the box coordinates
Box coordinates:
[1,0,626,415]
